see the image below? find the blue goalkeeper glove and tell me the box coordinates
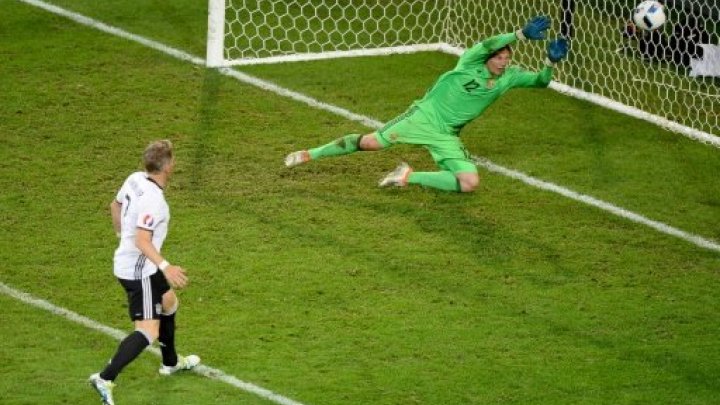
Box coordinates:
[547,38,569,63]
[522,16,551,40]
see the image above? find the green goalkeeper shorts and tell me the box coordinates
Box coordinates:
[376,108,477,174]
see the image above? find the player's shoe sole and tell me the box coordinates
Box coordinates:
[88,373,115,405]
[379,162,412,187]
[284,150,311,168]
[158,354,201,376]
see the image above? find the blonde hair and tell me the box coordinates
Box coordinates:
[143,140,174,173]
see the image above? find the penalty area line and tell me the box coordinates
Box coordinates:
[0,281,308,405]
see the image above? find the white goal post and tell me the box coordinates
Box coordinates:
[206,0,719,143]
[206,0,451,67]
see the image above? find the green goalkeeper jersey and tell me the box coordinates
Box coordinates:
[411,32,553,135]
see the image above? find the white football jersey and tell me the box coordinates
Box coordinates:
[113,172,170,280]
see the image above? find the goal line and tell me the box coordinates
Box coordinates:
[18,0,720,255]
[207,0,720,146]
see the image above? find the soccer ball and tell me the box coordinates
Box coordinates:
[632,1,667,31]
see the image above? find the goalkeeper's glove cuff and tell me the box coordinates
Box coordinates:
[515,29,527,41]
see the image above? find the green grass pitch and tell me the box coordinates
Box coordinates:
[1,1,719,404]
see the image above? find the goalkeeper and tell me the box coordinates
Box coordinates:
[285,16,569,193]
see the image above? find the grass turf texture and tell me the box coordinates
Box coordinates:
[1,1,720,404]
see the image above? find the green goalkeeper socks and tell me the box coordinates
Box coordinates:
[408,171,461,192]
[309,133,362,159]
[307,134,461,192]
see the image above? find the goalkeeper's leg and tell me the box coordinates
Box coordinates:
[426,157,479,193]
[383,169,476,192]
[310,132,385,158]
[285,132,384,167]
[408,171,462,192]
[395,151,479,193]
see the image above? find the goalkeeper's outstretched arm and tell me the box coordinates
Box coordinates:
[506,38,568,87]
[509,66,553,88]
[509,37,569,88]
[456,16,552,70]
[455,32,518,70]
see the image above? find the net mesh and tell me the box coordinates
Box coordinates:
[221,0,720,136]
[225,0,446,58]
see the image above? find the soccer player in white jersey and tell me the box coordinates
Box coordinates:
[89,140,199,405]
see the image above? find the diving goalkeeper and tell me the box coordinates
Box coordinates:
[285,16,569,193]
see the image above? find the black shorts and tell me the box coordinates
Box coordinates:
[118,271,171,321]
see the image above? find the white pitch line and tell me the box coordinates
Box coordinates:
[17,1,720,256]
[0,281,307,405]
[7,1,720,402]
[219,76,720,253]
[18,0,205,66]
[474,158,720,253]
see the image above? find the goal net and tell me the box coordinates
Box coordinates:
[206,0,720,142]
